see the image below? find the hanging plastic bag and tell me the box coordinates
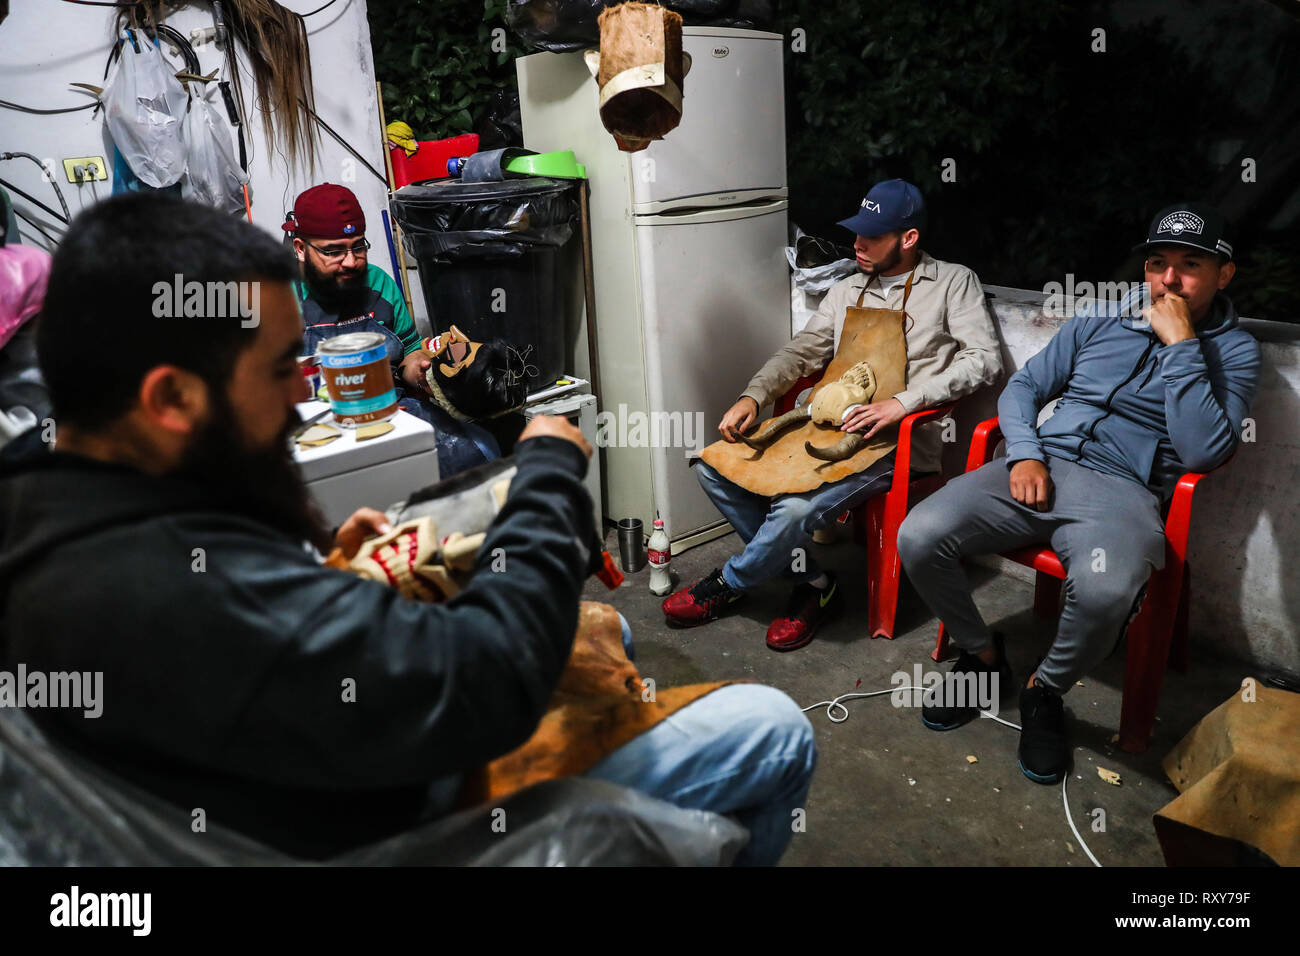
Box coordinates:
[181,85,249,213]
[785,225,857,295]
[786,225,857,334]
[101,30,189,189]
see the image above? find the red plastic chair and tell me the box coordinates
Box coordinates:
[930,416,1211,753]
[774,372,955,640]
[389,133,480,188]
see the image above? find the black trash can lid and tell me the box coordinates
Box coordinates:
[395,177,573,205]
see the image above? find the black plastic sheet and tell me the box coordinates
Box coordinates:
[391,177,578,263]
[0,708,748,865]
[474,89,524,151]
[506,0,777,53]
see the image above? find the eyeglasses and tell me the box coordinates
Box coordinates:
[305,238,371,262]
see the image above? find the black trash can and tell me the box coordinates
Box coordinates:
[391,177,579,391]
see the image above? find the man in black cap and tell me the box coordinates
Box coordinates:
[663,179,1003,650]
[898,202,1261,783]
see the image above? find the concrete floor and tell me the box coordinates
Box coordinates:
[583,526,1254,867]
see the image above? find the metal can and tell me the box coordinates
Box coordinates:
[318,332,398,427]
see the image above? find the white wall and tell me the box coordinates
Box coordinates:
[0,0,398,289]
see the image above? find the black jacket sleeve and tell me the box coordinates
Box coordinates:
[188,435,596,790]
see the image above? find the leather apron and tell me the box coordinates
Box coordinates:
[700,270,915,496]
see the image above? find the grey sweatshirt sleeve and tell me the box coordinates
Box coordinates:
[997,314,1087,465]
[1156,334,1261,473]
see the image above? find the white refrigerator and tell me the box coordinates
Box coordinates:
[518,28,791,549]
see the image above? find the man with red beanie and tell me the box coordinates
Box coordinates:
[284,183,499,475]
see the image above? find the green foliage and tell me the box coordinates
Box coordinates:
[781,0,1299,321]
[367,0,1299,321]
[369,0,525,139]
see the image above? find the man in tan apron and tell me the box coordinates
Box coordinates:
[662,180,1004,650]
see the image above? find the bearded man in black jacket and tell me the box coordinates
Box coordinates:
[0,195,814,866]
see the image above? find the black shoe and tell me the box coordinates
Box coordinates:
[1018,682,1069,784]
[921,631,1013,731]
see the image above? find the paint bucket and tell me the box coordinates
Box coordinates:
[318,332,398,427]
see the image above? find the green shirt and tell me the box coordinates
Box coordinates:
[294,263,420,357]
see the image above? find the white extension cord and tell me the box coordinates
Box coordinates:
[802,685,1102,867]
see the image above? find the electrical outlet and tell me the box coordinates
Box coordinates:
[63,157,107,183]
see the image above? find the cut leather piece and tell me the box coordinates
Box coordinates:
[296,434,341,449]
[700,301,909,495]
[441,531,486,572]
[355,421,395,441]
[296,423,341,446]
[490,478,510,511]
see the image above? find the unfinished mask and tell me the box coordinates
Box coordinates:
[740,360,879,462]
[421,325,528,421]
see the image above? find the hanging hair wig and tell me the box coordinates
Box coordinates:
[117,1,319,171]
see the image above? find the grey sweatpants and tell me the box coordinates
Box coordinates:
[897,456,1166,693]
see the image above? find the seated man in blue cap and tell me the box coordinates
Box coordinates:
[284,183,500,477]
[662,179,1004,650]
[897,202,1261,784]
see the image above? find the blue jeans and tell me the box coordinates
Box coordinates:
[694,454,901,590]
[398,392,501,478]
[584,683,817,866]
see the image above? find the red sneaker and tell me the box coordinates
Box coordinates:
[662,568,745,627]
[766,575,838,651]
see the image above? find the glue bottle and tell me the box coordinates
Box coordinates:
[648,516,672,596]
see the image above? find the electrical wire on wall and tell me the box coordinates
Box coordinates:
[0,98,97,115]
[299,0,340,16]
[0,154,72,223]
[12,209,64,248]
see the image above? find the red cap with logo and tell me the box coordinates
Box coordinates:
[282,183,366,239]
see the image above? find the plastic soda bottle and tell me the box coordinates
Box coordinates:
[648,516,672,595]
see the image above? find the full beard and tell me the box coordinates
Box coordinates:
[302,255,369,316]
[171,394,333,554]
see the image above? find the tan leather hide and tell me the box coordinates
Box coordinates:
[700,302,909,496]
[1156,682,1300,866]
[462,602,731,805]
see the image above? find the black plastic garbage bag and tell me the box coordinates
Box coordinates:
[0,708,748,865]
[474,89,524,151]
[391,178,579,386]
[391,178,577,263]
[506,0,777,53]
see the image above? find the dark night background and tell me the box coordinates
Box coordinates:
[370,0,1300,322]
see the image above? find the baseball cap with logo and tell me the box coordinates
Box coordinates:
[1134,202,1233,261]
[837,179,926,238]
[281,183,366,240]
